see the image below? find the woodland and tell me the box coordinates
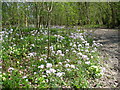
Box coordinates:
[1,2,120,88]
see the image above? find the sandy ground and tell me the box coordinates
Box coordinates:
[88,29,120,88]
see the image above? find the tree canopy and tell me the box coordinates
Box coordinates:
[2,2,120,28]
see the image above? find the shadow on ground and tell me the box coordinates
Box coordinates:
[93,29,120,87]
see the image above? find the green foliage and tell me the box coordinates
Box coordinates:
[88,65,102,78]
[2,27,103,88]
[2,2,120,28]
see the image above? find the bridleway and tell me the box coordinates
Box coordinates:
[89,28,119,88]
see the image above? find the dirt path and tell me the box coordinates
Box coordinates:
[91,29,120,88]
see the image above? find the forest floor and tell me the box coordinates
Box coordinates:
[86,28,119,88]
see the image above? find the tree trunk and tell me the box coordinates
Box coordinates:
[109,3,116,28]
[85,2,90,25]
[25,16,28,27]
[35,3,38,28]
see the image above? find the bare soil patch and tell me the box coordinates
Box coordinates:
[90,29,120,88]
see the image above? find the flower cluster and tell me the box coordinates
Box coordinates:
[3,28,103,88]
[56,50,64,56]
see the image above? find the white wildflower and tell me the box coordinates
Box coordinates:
[81,49,84,51]
[42,75,47,77]
[87,58,89,60]
[46,79,49,82]
[70,43,72,46]
[93,41,96,43]
[78,48,81,51]
[77,52,82,56]
[82,55,88,60]
[56,72,65,77]
[67,69,71,71]
[100,67,105,74]
[26,79,28,81]
[34,72,37,74]
[66,49,69,52]
[45,47,48,49]
[58,62,62,65]
[32,65,36,67]
[31,44,35,47]
[10,28,13,31]
[28,52,36,57]
[78,44,82,47]
[85,43,89,46]
[64,61,67,63]
[49,68,56,73]
[85,61,91,65]
[91,50,95,53]
[60,54,64,56]
[100,44,103,46]
[91,56,93,59]
[46,63,52,68]
[52,51,55,54]
[46,70,51,74]
[66,59,70,62]
[38,65,44,69]
[94,47,97,51]
[56,65,58,67]
[22,76,27,79]
[39,58,43,61]
[78,60,81,64]
[71,48,74,50]
[0,66,2,68]
[65,64,70,68]
[86,46,89,49]
[50,46,54,50]
[56,50,62,55]
[73,50,76,53]
[8,67,14,72]
[85,49,89,52]
[73,44,76,47]
[70,65,75,69]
